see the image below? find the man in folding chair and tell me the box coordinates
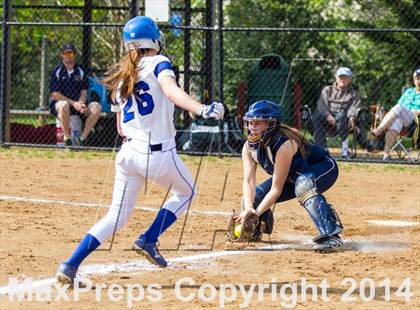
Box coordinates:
[370,68,420,160]
[311,67,362,158]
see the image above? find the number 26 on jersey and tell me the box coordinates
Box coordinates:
[123,81,155,123]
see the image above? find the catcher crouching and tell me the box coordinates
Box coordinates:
[227,100,344,252]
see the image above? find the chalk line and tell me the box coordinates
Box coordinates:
[367,220,420,227]
[0,195,231,217]
[0,196,414,296]
[0,242,309,296]
[0,235,411,297]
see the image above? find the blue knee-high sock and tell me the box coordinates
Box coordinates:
[142,209,177,243]
[64,233,100,268]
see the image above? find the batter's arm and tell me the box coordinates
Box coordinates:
[159,75,204,115]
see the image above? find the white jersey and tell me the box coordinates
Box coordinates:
[112,55,176,144]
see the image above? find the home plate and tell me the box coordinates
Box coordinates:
[367,220,420,227]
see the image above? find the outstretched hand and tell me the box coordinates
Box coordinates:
[199,102,225,120]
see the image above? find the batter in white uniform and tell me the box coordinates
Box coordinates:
[56,16,224,284]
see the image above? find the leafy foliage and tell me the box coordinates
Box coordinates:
[4,0,419,118]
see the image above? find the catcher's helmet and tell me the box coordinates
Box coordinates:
[123,16,162,51]
[243,100,282,150]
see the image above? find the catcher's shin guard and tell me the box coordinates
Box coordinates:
[302,196,343,236]
[295,173,343,237]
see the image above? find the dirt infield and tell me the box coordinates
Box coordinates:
[0,148,419,309]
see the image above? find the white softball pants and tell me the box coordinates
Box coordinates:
[88,139,196,243]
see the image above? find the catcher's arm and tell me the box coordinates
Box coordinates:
[255,140,297,216]
[239,143,257,222]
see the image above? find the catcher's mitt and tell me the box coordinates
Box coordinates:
[226,211,262,242]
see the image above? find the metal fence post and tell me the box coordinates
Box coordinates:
[82,0,92,75]
[182,0,192,126]
[183,0,191,95]
[1,0,12,145]
[38,36,49,125]
[217,0,224,157]
[205,0,214,105]
[129,0,139,18]
[217,0,224,105]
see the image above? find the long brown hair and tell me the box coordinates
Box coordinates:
[102,49,145,102]
[278,124,308,157]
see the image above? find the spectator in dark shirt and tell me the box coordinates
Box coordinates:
[49,43,101,146]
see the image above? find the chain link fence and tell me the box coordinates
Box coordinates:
[1,0,419,163]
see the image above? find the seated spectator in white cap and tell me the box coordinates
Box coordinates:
[311,67,362,158]
[370,68,420,160]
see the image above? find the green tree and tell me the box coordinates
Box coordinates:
[222,0,419,120]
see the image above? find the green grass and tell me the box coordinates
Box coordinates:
[1,147,419,173]
[11,115,56,127]
[338,161,420,173]
[0,146,117,160]
[1,147,239,166]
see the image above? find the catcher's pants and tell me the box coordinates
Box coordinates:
[253,155,338,208]
[88,138,196,243]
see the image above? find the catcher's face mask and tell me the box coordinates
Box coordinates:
[243,100,282,150]
[243,117,278,150]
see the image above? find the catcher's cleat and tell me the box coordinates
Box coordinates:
[133,235,168,267]
[312,235,343,253]
[56,263,78,285]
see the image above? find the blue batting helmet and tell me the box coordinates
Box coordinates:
[123,16,161,51]
[243,100,282,150]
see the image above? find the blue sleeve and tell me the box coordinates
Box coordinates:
[398,88,411,107]
[153,61,173,78]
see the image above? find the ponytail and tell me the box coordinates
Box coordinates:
[102,49,144,103]
[278,124,308,157]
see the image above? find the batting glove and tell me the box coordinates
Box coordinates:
[199,102,225,120]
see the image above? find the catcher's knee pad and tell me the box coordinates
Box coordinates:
[295,173,343,236]
[295,173,318,203]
